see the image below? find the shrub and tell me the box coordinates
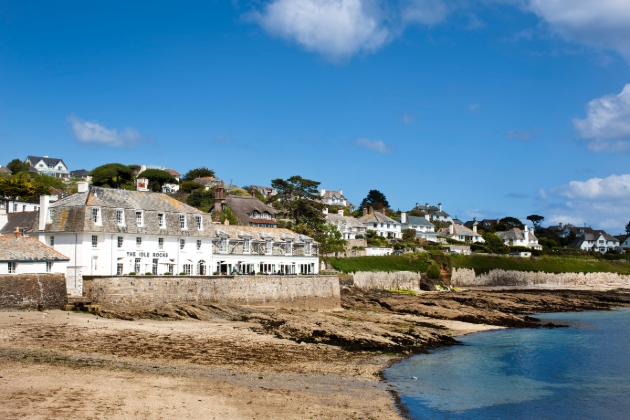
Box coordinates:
[163,272,172,275]
[179,272,186,275]
[128,272,136,276]
[213,271,220,275]
[427,265,440,279]
[257,272,264,275]
[145,272,153,275]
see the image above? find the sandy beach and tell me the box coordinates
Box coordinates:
[1,287,629,419]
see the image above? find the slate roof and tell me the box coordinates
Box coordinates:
[70,169,90,177]
[222,195,278,226]
[0,236,69,262]
[194,176,223,187]
[414,204,451,218]
[437,224,481,237]
[165,168,182,177]
[359,211,399,225]
[210,225,314,243]
[397,215,433,228]
[26,156,67,167]
[326,213,365,228]
[0,212,39,235]
[0,166,10,173]
[496,228,538,242]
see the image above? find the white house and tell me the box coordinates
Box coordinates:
[0,232,69,275]
[437,223,484,243]
[413,202,453,223]
[569,231,620,253]
[359,208,402,239]
[397,213,437,241]
[496,227,543,250]
[319,189,355,211]
[323,208,366,240]
[25,155,70,178]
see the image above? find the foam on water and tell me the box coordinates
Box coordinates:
[384,308,630,420]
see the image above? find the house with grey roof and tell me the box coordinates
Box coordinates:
[0,232,69,275]
[569,230,619,253]
[217,195,279,228]
[413,202,453,223]
[319,189,355,211]
[396,212,437,241]
[324,208,366,240]
[358,208,401,239]
[25,155,70,178]
[437,223,484,244]
[495,227,542,250]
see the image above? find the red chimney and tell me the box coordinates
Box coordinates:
[14,226,20,238]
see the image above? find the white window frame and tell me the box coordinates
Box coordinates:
[116,209,125,226]
[180,239,185,250]
[179,214,187,230]
[265,240,273,255]
[183,264,193,275]
[46,262,53,272]
[220,238,228,253]
[49,209,55,222]
[117,236,123,248]
[196,240,202,251]
[158,213,166,229]
[286,241,293,256]
[158,238,164,249]
[116,263,124,275]
[136,237,142,248]
[196,215,203,231]
[304,241,312,256]
[92,235,98,248]
[243,239,251,254]
[136,211,144,227]
[92,207,101,225]
[8,261,17,274]
[49,236,55,247]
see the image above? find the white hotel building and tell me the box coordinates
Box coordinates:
[36,184,319,295]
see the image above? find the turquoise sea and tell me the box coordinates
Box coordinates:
[384,308,630,420]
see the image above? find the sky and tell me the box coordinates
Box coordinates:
[1,0,629,232]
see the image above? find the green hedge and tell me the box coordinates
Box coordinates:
[329,254,432,273]
[450,254,630,274]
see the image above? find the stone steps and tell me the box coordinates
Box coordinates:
[65,295,99,312]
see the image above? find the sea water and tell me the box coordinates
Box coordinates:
[384,308,630,420]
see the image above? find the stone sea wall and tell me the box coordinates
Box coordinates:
[83,275,340,310]
[0,273,67,309]
[351,271,421,291]
[451,268,630,287]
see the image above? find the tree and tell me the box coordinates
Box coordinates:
[7,159,30,175]
[314,224,347,259]
[0,177,35,199]
[185,188,214,212]
[402,228,417,241]
[183,167,215,182]
[271,175,323,228]
[228,187,250,197]
[526,215,545,232]
[179,180,205,193]
[360,190,389,210]
[91,163,134,188]
[216,205,239,225]
[409,209,426,217]
[624,221,630,237]
[137,169,176,192]
[500,217,524,229]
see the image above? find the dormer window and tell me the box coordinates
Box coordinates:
[196,215,203,231]
[92,208,102,225]
[179,214,187,230]
[243,239,251,254]
[220,238,228,253]
[304,241,312,256]
[116,209,125,226]
[136,211,144,227]
[49,209,55,222]
[265,240,273,255]
[158,213,166,229]
[286,241,293,256]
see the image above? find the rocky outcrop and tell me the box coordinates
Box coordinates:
[452,268,630,287]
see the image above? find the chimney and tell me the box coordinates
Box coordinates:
[251,190,255,197]
[0,201,7,232]
[214,186,225,213]
[323,207,328,215]
[401,212,407,224]
[338,209,344,216]
[136,178,149,192]
[523,225,529,242]
[415,202,419,208]
[369,206,373,214]
[77,182,88,193]
[39,195,50,231]
[320,188,326,197]
[438,203,442,212]
[363,207,368,217]
[425,214,430,221]
[14,226,20,238]
[473,217,478,234]
[338,189,342,196]
[448,224,454,235]
[267,190,272,200]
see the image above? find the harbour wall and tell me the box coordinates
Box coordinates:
[0,273,67,310]
[451,268,630,287]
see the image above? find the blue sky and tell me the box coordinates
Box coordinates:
[1,1,630,232]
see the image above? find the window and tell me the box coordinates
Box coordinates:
[7,262,16,274]
[117,263,124,275]
[49,236,54,247]
[136,211,143,227]
[158,238,164,249]
[265,240,273,255]
[136,237,142,248]
[373,223,377,228]
[116,209,125,225]
[243,239,251,254]
[196,240,202,250]
[46,262,53,272]
[92,256,98,272]
[180,239,185,250]
[305,242,312,256]
[22,205,26,211]
[387,224,390,229]
[220,238,228,253]
[196,215,203,230]
[92,235,98,248]
[158,213,166,229]
[183,264,193,275]
[134,258,141,273]
[49,209,54,221]
[152,259,158,275]
[286,242,293,256]
[92,208,101,224]
[179,214,187,230]
[117,236,123,248]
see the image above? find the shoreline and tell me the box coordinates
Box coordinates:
[1,287,629,418]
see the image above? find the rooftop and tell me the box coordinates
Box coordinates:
[0,236,69,262]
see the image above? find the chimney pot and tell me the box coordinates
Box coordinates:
[362,207,368,217]
[323,207,328,215]
[401,212,407,223]
[77,182,88,193]
[38,195,50,231]
[338,209,344,216]
[14,226,20,237]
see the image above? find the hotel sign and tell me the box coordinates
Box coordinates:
[126,252,169,258]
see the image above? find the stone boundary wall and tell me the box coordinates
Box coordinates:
[83,275,340,310]
[351,271,421,291]
[451,268,630,287]
[0,274,67,310]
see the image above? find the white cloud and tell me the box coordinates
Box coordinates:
[354,137,393,153]
[526,0,630,61]
[401,0,450,26]
[251,0,392,62]
[539,173,630,231]
[68,114,142,147]
[573,84,630,152]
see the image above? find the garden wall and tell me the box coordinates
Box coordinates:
[83,275,340,310]
[451,268,630,287]
[0,273,67,310]
[351,271,422,291]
